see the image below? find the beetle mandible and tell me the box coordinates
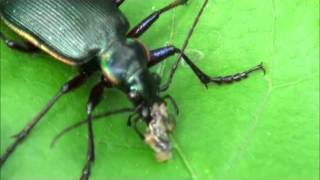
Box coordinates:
[0,0,265,179]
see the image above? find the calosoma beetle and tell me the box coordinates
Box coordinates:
[0,0,265,179]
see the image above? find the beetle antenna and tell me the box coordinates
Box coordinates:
[50,108,133,148]
[161,0,209,89]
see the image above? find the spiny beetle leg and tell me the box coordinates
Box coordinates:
[127,0,188,38]
[0,73,89,167]
[112,0,125,7]
[80,80,108,180]
[0,32,39,53]
[148,45,265,90]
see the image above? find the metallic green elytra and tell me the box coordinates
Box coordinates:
[1,0,129,65]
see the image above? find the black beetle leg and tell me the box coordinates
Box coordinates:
[148,46,266,91]
[0,32,39,53]
[112,0,125,7]
[80,80,109,180]
[0,73,89,167]
[127,0,188,38]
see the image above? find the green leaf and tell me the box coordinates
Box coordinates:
[1,0,319,180]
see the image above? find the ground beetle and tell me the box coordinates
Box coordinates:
[0,0,265,179]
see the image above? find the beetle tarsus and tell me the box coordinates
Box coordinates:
[208,63,266,85]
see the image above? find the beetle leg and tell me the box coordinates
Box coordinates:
[0,32,39,53]
[113,0,125,7]
[80,80,109,180]
[148,46,265,91]
[0,73,89,167]
[127,0,188,38]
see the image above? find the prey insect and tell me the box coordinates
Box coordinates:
[0,0,265,179]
